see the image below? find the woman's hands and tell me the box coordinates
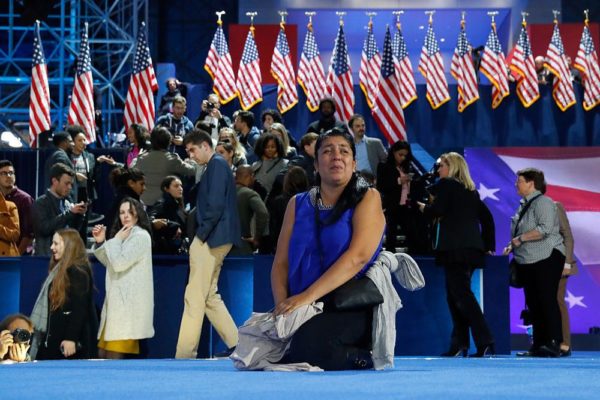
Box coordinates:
[92,224,106,244]
[274,291,314,317]
[60,340,77,358]
[8,342,29,362]
[0,329,12,358]
[115,225,133,241]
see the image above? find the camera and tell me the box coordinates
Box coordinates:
[12,328,31,344]
[207,102,216,110]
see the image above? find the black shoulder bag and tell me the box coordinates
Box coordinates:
[313,189,384,311]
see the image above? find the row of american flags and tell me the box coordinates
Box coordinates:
[29,16,600,148]
[29,21,158,148]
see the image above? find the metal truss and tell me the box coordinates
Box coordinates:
[0,0,148,142]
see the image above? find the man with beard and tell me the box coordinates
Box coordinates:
[306,97,347,134]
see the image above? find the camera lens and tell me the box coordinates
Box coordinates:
[12,328,31,344]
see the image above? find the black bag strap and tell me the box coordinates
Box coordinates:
[512,194,542,237]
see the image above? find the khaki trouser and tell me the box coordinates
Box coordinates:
[175,237,238,358]
[557,276,571,347]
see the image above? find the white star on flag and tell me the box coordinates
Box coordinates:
[565,290,587,309]
[478,183,500,201]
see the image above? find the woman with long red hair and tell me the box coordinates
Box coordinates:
[30,228,98,360]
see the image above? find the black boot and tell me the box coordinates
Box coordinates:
[469,343,495,358]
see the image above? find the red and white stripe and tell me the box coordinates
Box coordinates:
[68,71,95,142]
[418,26,450,109]
[29,71,50,148]
[297,27,327,112]
[509,25,539,107]
[573,25,600,111]
[271,27,298,114]
[205,26,237,104]
[236,28,262,111]
[479,26,510,109]
[544,25,576,111]
[359,25,381,109]
[328,70,354,123]
[395,57,417,109]
[450,26,479,112]
[123,69,158,131]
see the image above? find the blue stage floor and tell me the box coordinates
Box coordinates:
[2,353,599,399]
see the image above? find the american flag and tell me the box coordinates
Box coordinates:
[236,26,262,111]
[451,22,479,112]
[573,24,600,111]
[271,25,298,113]
[372,26,407,144]
[544,23,576,111]
[509,24,539,107]
[68,23,96,143]
[419,23,450,109]
[124,22,158,131]
[327,23,354,123]
[298,22,327,112]
[359,21,381,109]
[480,23,510,109]
[29,21,50,148]
[392,24,417,109]
[205,23,236,104]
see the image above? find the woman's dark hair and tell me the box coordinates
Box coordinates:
[150,126,172,150]
[386,140,412,172]
[517,168,547,194]
[216,141,235,155]
[129,123,150,151]
[314,128,370,224]
[261,108,283,124]
[109,167,145,189]
[160,175,180,192]
[283,166,309,196]
[254,133,285,159]
[110,197,152,239]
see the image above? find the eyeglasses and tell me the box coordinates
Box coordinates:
[0,171,15,177]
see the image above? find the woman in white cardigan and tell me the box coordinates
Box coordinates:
[92,197,154,359]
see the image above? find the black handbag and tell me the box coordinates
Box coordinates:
[324,277,384,312]
[509,259,523,288]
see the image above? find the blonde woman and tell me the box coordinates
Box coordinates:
[218,127,247,167]
[417,152,496,357]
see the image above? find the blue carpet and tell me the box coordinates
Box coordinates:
[1,354,599,399]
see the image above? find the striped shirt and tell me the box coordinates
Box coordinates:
[511,190,565,264]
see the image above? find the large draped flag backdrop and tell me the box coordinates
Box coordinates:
[466,147,600,334]
[359,18,381,110]
[271,22,298,113]
[451,18,479,112]
[510,20,540,107]
[573,20,600,111]
[205,19,237,104]
[372,25,406,143]
[544,20,576,111]
[237,24,263,111]
[67,22,96,143]
[29,20,50,148]
[419,17,450,110]
[327,20,354,122]
[124,22,158,131]
[480,20,510,109]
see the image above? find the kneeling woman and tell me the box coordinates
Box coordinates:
[92,197,154,359]
[31,229,97,360]
[271,128,385,370]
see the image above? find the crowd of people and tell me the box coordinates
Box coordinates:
[0,86,578,367]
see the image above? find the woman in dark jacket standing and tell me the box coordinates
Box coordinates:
[106,167,146,237]
[418,152,495,357]
[148,176,188,254]
[30,228,97,360]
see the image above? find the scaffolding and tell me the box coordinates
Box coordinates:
[0,0,149,144]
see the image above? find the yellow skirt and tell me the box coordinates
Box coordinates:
[98,329,140,355]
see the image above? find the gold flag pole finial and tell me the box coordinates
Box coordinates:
[584,9,590,26]
[552,10,560,25]
[488,11,499,31]
[393,11,404,30]
[216,11,225,26]
[305,11,316,31]
[366,12,377,30]
[521,11,529,28]
[336,11,346,26]
[246,11,257,33]
[425,10,435,25]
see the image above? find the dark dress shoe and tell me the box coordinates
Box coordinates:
[516,350,535,357]
[441,347,468,357]
[536,341,560,358]
[469,344,495,358]
[346,348,374,370]
[560,348,572,357]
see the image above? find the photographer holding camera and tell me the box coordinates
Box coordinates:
[194,93,231,141]
[0,314,34,363]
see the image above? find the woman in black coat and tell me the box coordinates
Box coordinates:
[148,176,188,254]
[376,141,427,253]
[106,167,146,237]
[418,152,496,358]
[32,228,97,360]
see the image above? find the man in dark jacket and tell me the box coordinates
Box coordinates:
[43,132,75,199]
[176,129,241,359]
